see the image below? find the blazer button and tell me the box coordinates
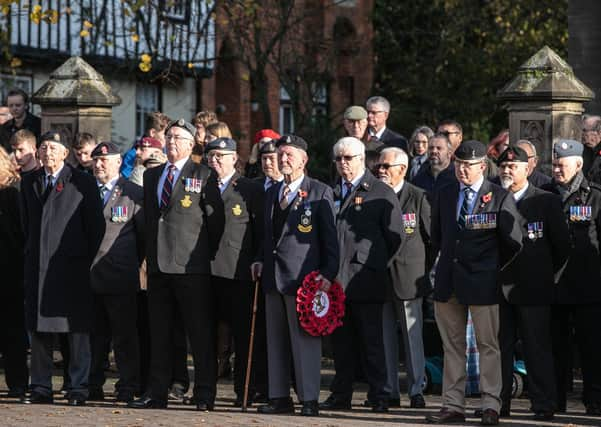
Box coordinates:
[453,258,458,263]
[272,250,277,255]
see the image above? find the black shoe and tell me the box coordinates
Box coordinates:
[425,408,465,424]
[128,395,167,409]
[301,400,319,416]
[475,407,509,418]
[586,402,601,416]
[88,388,105,401]
[319,395,351,410]
[116,391,135,403]
[253,392,268,403]
[388,398,401,408]
[7,387,26,398]
[233,395,253,407]
[257,397,295,414]
[67,394,86,406]
[481,409,499,426]
[168,385,186,401]
[533,411,554,420]
[21,391,53,404]
[371,400,388,413]
[196,400,215,411]
[410,394,426,408]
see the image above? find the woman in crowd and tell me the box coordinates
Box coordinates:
[408,126,433,180]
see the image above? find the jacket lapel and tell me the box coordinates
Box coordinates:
[33,169,45,203]
[221,171,240,202]
[471,179,492,215]
[166,158,194,212]
[397,182,411,208]
[277,176,309,248]
[45,164,71,205]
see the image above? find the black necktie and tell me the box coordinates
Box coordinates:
[458,187,473,229]
[343,182,353,200]
[43,175,54,203]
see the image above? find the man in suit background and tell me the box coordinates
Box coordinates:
[253,135,339,417]
[88,142,144,403]
[515,140,551,188]
[436,120,463,153]
[365,96,408,152]
[425,140,523,426]
[495,145,569,421]
[377,147,431,410]
[203,137,264,406]
[129,118,215,411]
[320,137,402,413]
[412,133,456,198]
[20,131,105,406]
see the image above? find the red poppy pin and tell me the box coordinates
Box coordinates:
[298,189,308,199]
[481,192,492,204]
[56,182,64,193]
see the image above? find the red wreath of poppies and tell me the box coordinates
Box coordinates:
[296,271,345,337]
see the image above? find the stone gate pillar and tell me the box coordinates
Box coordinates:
[32,56,121,145]
[497,46,594,175]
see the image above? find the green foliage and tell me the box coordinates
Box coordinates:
[373,0,568,143]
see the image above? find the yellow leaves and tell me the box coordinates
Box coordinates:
[30,5,41,24]
[139,53,152,73]
[29,5,60,24]
[80,29,89,37]
[131,34,140,42]
[241,73,249,81]
[46,9,59,24]
[83,20,93,29]
[140,53,151,64]
[187,62,194,69]
[10,57,22,68]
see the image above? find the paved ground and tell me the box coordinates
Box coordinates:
[0,365,597,427]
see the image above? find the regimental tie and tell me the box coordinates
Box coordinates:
[280,184,291,209]
[458,187,474,229]
[160,164,176,209]
[42,175,54,203]
[343,181,353,200]
[99,185,108,204]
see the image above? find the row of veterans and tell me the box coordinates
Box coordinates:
[0,104,600,425]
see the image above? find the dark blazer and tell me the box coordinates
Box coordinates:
[389,182,432,300]
[205,172,264,281]
[412,162,457,200]
[333,171,403,303]
[431,179,524,305]
[0,184,23,272]
[90,178,145,294]
[502,185,569,305]
[20,164,105,332]
[260,175,339,296]
[378,127,408,152]
[529,169,552,188]
[143,158,212,275]
[542,175,601,304]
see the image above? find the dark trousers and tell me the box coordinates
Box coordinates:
[253,285,269,396]
[89,293,140,394]
[170,309,190,393]
[147,273,216,403]
[552,303,601,408]
[330,302,388,402]
[0,286,28,391]
[137,291,150,395]
[213,276,253,397]
[499,300,556,412]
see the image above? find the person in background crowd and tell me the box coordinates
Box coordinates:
[343,106,369,141]
[495,145,569,421]
[254,135,339,417]
[542,140,601,417]
[0,146,29,399]
[581,114,601,175]
[246,129,281,179]
[203,137,264,406]
[426,140,523,426]
[191,110,218,163]
[486,130,510,178]
[320,137,402,413]
[121,112,171,179]
[413,133,456,199]
[408,126,434,180]
[377,147,431,410]
[513,139,551,188]
[9,129,40,178]
[205,122,232,144]
[0,106,12,152]
[20,131,105,406]
[71,132,97,174]
[436,120,463,152]
[365,96,408,151]
[129,137,164,186]
[88,142,144,403]
[1,88,41,150]
[0,106,11,125]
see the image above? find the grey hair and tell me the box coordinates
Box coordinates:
[409,126,434,145]
[516,139,537,157]
[430,132,452,150]
[365,96,390,113]
[380,147,408,166]
[333,137,365,158]
[584,115,601,132]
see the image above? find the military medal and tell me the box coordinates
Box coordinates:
[180,195,192,208]
[232,204,242,216]
[298,201,313,232]
[184,178,202,193]
[334,200,341,215]
[402,213,416,234]
[111,206,128,222]
[354,196,363,211]
[570,205,592,222]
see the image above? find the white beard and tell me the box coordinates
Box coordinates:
[500,176,513,189]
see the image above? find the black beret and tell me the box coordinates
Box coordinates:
[455,140,486,161]
[276,134,308,152]
[91,141,121,158]
[40,131,69,149]
[205,137,237,152]
[165,118,196,138]
[553,139,583,158]
[496,144,528,165]
[258,140,277,155]
[365,139,384,154]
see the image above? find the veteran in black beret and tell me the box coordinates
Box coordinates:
[20,130,105,406]
[495,144,569,420]
[129,118,217,411]
[541,139,601,416]
[426,140,524,425]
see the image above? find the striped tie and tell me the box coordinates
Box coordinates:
[280,184,291,209]
[458,187,473,229]
[160,165,176,209]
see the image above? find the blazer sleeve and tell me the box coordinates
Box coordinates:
[83,177,106,262]
[546,193,570,282]
[498,192,524,270]
[317,185,339,282]
[430,189,442,257]
[250,183,265,264]
[384,189,403,264]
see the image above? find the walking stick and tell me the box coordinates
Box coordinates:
[242,279,260,411]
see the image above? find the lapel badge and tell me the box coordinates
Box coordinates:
[232,204,242,216]
[111,206,128,223]
[354,196,363,211]
[180,195,192,208]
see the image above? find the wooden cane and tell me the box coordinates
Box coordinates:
[242,279,260,411]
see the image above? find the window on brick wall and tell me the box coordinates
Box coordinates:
[312,82,328,117]
[279,87,295,135]
[0,74,34,110]
[136,83,160,139]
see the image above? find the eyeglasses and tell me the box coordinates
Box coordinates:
[376,163,403,170]
[207,152,234,160]
[441,130,461,137]
[367,110,386,115]
[166,135,193,142]
[334,154,360,162]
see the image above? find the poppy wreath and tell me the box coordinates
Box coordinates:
[296,270,345,337]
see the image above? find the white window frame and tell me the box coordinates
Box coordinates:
[135,83,160,139]
[279,87,295,135]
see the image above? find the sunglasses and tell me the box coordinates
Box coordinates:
[334,154,360,162]
[376,162,403,170]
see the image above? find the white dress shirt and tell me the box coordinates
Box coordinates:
[457,176,485,219]
[279,174,305,206]
[156,157,188,207]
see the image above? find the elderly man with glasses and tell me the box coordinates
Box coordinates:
[365,96,408,152]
